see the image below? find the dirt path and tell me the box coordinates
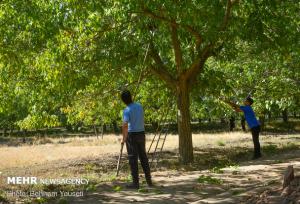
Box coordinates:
[65,155,300,204]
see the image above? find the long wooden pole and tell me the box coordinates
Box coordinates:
[116,143,124,176]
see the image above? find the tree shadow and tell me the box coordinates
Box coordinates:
[65,154,300,204]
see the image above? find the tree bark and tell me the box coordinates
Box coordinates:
[93,125,98,139]
[241,116,246,132]
[282,165,294,189]
[176,81,193,164]
[259,115,265,131]
[112,121,119,135]
[9,127,14,137]
[229,116,235,131]
[267,112,272,121]
[3,128,7,137]
[100,124,104,139]
[282,109,288,123]
[220,117,226,124]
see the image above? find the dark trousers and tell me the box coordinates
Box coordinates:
[126,132,151,185]
[251,126,261,157]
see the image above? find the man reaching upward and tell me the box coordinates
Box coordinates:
[223,97,262,159]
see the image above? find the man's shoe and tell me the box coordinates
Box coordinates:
[126,183,139,189]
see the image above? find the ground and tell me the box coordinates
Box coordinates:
[0,132,300,203]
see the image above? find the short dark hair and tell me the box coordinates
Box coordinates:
[246,97,254,105]
[121,90,133,105]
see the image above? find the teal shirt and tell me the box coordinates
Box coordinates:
[123,103,145,132]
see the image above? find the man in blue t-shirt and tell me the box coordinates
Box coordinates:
[224,97,262,159]
[121,90,152,189]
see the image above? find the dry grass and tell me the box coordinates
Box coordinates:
[0,132,299,170]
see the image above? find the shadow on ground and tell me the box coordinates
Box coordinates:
[61,148,300,204]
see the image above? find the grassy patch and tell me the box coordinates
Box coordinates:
[262,144,278,154]
[210,166,224,174]
[153,188,164,194]
[113,185,122,192]
[138,188,149,193]
[231,189,244,196]
[84,163,96,172]
[197,175,223,185]
[58,198,68,204]
[85,183,97,192]
[265,121,298,132]
[159,158,180,170]
[0,193,8,203]
[282,142,298,151]
[208,156,239,172]
[32,197,48,204]
[262,142,299,156]
[217,141,226,147]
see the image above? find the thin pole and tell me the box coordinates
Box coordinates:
[116,143,124,176]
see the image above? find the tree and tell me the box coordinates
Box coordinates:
[101,0,298,163]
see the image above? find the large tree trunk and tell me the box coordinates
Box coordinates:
[177,82,193,164]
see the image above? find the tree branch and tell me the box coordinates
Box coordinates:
[220,0,238,31]
[185,25,203,48]
[149,65,177,90]
[170,24,183,74]
[142,8,203,47]
[184,44,213,88]
[148,43,177,90]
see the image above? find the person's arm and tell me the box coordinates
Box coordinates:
[122,109,130,144]
[221,98,242,112]
[122,122,128,144]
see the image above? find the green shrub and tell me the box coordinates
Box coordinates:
[86,184,97,192]
[217,141,226,146]
[197,175,223,185]
[138,188,149,193]
[113,185,122,192]
[210,166,224,174]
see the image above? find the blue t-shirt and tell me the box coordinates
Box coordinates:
[123,103,145,132]
[240,105,260,128]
